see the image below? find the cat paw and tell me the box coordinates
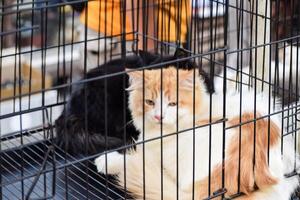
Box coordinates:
[94,152,122,175]
[95,155,107,174]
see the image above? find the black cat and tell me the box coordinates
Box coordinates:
[54,49,214,155]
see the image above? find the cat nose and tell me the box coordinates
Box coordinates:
[154,115,163,121]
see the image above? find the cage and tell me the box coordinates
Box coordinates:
[1,0,300,199]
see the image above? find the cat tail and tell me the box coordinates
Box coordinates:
[116,152,191,200]
[55,114,123,154]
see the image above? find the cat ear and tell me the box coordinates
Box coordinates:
[173,47,189,59]
[180,70,197,90]
[172,48,193,69]
[126,68,144,90]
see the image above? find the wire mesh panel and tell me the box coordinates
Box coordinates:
[0,0,300,199]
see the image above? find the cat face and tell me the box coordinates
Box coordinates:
[127,67,205,131]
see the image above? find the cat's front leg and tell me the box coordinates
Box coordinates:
[95,151,125,175]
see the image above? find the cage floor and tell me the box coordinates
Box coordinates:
[1,137,129,200]
[1,130,300,200]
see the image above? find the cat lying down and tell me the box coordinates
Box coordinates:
[95,67,299,200]
[55,49,214,154]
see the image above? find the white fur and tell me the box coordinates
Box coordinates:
[216,46,300,98]
[145,95,189,126]
[95,76,299,199]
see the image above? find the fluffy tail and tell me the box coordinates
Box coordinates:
[55,114,124,154]
[116,152,191,200]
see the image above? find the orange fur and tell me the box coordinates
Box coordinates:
[124,68,282,199]
[116,113,281,200]
[127,67,204,120]
[194,112,280,199]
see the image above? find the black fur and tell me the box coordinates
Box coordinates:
[139,49,215,93]
[55,50,214,155]
[67,0,86,12]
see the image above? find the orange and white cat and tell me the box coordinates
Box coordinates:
[95,67,299,200]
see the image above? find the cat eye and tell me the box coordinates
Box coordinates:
[168,102,177,106]
[145,99,155,106]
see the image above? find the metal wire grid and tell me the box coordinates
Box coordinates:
[0,102,300,200]
[1,0,300,199]
[0,108,129,200]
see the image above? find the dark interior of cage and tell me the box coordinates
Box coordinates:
[1,0,300,200]
[0,105,134,200]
